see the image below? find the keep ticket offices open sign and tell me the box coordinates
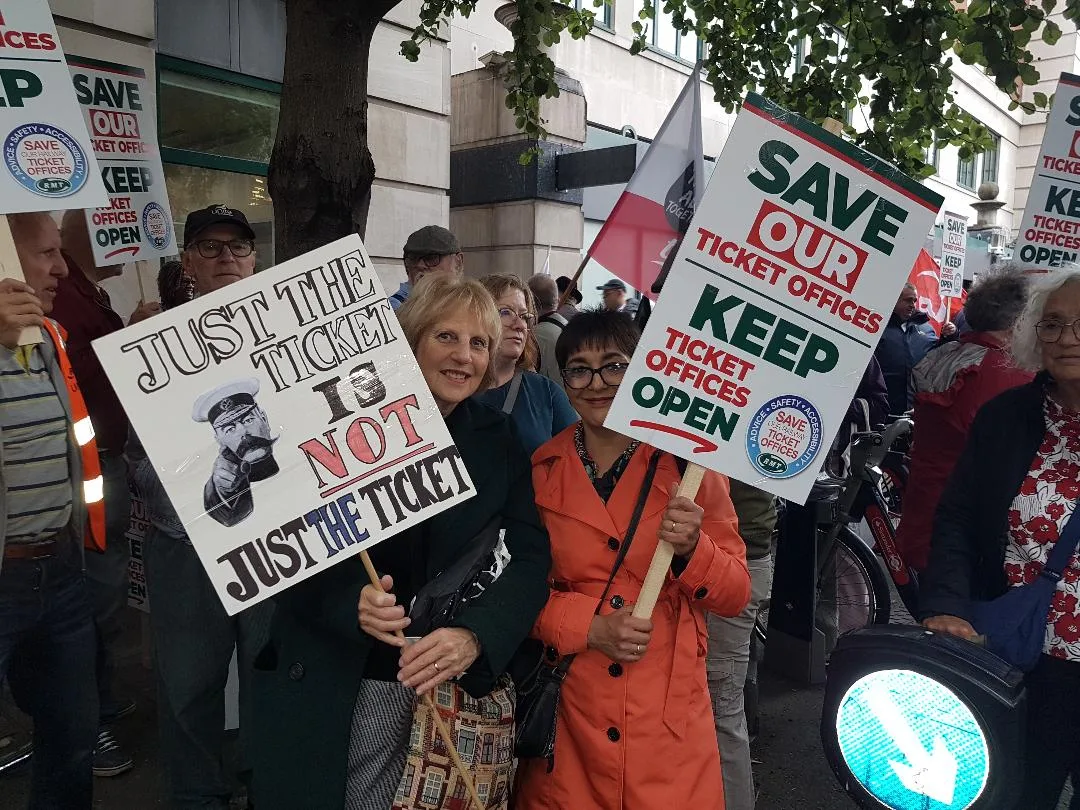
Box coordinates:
[68,55,176,264]
[606,95,943,503]
[0,3,107,212]
[1014,72,1080,269]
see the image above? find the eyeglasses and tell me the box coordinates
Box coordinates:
[498,307,536,328]
[1036,319,1080,343]
[410,254,451,269]
[561,362,629,389]
[190,239,255,259]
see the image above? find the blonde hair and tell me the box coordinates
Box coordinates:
[1011,266,1080,371]
[479,273,539,371]
[396,274,502,390]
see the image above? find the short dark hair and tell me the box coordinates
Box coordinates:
[963,265,1029,332]
[555,307,640,369]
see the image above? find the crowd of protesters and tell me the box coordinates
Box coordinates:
[3,203,1080,810]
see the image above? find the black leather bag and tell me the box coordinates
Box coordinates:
[513,450,662,768]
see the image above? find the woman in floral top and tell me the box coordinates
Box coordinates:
[921,267,1080,807]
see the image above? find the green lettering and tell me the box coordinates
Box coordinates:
[633,377,665,408]
[729,303,775,357]
[688,286,742,342]
[830,173,878,231]
[862,198,908,255]
[706,406,739,442]
[780,162,830,221]
[747,141,798,195]
[686,397,711,431]
[762,319,807,371]
[659,386,691,416]
[793,334,839,378]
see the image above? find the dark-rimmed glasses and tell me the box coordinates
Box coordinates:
[190,239,255,259]
[1036,319,1080,344]
[561,362,629,389]
[498,307,536,328]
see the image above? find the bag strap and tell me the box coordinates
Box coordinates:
[502,371,524,414]
[553,449,663,676]
[1043,503,1080,580]
[539,313,567,329]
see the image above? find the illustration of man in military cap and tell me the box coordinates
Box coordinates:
[192,378,279,527]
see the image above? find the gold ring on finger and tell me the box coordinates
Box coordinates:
[636,644,643,654]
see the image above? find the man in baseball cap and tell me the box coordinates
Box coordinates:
[192,378,279,528]
[390,225,463,310]
[597,277,628,312]
[181,204,258,295]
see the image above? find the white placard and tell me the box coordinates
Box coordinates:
[94,236,475,614]
[940,211,966,297]
[0,4,108,212]
[605,94,943,503]
[68,55,177,264]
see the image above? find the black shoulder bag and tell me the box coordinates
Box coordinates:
[514,449,662,769]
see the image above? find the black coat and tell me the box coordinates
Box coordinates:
[874,312,936,415]
[920,376,1047,621]
[250,398,551,809]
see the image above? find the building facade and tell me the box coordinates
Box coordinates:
[48,0,1064,316]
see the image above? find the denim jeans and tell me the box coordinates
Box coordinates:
[83,453,131,719]
[143,528,273,810]
[706,554,774,810]
[0,541,98,809]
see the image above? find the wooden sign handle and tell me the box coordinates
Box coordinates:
[360,550,485,810]
[631,462,706,620]
[0,215,42,346]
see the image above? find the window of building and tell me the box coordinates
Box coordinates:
[457,728,477,761]
[421,771,444,805]
[982,132,1000,185]
[636,0,699,62]
[158,56,280,267]
[924,143,939,174]
[575,0,613,28]
[956,153,977,190]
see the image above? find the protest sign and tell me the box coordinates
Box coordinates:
[68,56,176,264]
[940,211,966,297]
[126,481,149,612]
[1015,72,1080,269]
[93,235,475,615]
[606,94,943,504]
[0,4,108,212]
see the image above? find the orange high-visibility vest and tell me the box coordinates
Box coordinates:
[41,320,106,552]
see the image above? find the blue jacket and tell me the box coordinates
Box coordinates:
[874,312,936,415]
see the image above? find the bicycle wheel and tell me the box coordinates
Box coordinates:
[820,526,891,636]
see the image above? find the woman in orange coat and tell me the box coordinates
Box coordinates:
[515,308,751,810]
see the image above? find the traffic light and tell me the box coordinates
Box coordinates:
[821,625,1025,810]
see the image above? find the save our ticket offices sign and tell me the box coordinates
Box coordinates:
[93,236,475,614]
[940,211,966,297]
[0,4,108,211]
[606,94,943,503]
[1014,72,1080,269]
[68,56,176,264]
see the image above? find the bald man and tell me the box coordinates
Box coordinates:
[0,212,99,806]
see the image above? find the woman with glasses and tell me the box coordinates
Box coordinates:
[476,275,577,454]
[515,308,750,810]
[921,268,1080,808]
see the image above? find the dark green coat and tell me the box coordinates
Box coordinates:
[250,398,551,809]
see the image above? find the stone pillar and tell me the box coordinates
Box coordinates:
[449,58,586,280]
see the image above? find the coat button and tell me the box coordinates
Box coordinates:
[694,587,708,600]
[607,538,620,551]
[610,595,624,610]
[545,646,558,662]
[288,662,305,681]
[608,663,623,678]
[607,727,621,742]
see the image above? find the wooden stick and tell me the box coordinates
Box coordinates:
[631,462,706,620]
[359,550,485,810]
[135,263,147,303]
[555,251,591,310]
[0,215,41,346]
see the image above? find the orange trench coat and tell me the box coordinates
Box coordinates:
[515,430,751,810]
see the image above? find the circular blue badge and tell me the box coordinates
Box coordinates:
[745,395,823,479]
[4,123,89,198]
[142,201,172,251]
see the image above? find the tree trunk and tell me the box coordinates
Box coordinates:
[269,0,399,261]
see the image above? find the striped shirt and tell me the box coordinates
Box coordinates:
[0,344,72,544]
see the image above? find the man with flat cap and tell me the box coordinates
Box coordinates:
[193,378,279,528]
[390,225,463,309]
[127,204,271,810]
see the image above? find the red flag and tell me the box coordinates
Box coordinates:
[907,248,947,333]
[588,65,704,298]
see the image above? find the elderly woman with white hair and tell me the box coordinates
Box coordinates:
[921,266,1080,808]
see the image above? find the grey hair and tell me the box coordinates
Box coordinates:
[962,264,1028,332]
[1011,265,1080,371]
